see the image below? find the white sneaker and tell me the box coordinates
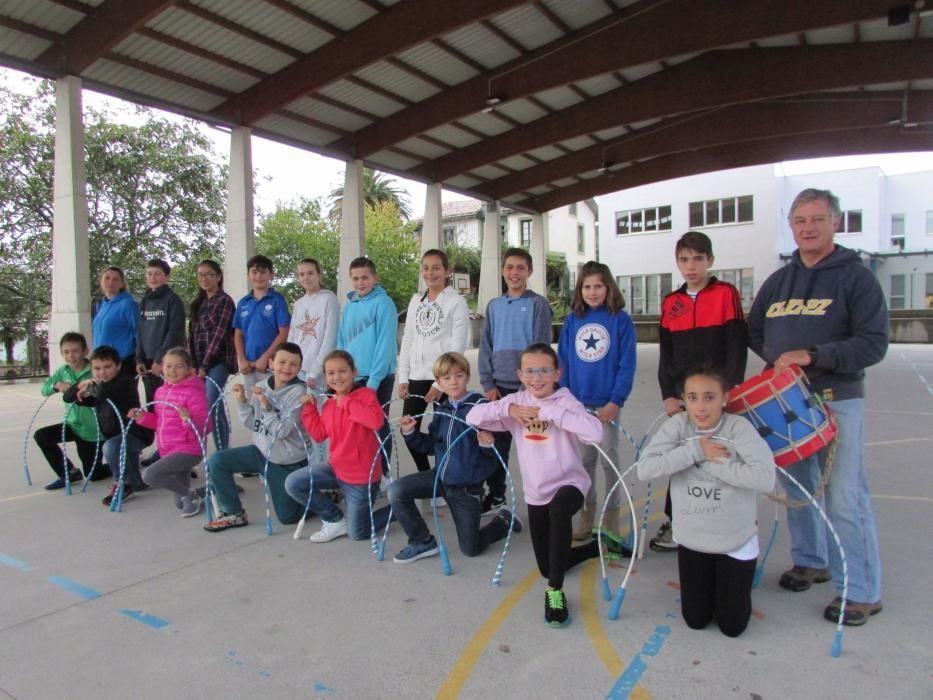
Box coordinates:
[309,518,348,543]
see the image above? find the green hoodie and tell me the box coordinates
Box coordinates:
[42,363,99,442]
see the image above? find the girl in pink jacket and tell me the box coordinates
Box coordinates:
[467,343,628,628]
[133,347,211,517]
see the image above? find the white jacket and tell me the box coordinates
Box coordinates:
[288,289,339,381]
[398,286,470,383]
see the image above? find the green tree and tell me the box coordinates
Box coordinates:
[0,79,227,353]
[328,167,412,221]
[255,197,339,301]
[363,200,420,309]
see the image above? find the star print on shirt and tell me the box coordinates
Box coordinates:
[297,313,319,340]
[582,333,600,351]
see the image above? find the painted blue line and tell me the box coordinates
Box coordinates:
[118,609,170,629]
[606,624,672,699]
[0,552,31,571]
[46,576,101,600]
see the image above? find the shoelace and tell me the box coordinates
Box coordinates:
[546,589,565,610]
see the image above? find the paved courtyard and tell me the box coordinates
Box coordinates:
[1,344,931,699]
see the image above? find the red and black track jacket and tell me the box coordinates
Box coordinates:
[658,278,748,400]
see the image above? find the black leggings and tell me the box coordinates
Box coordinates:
[402,379,440,473]
[677,545,757,638]
[33,423,100,477]
[527,485,600,589]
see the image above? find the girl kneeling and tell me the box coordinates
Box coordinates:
[637,367,775,637]
[285,350,390,543]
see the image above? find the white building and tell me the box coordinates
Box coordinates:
[598,164,933,314]
[419,198,599,287]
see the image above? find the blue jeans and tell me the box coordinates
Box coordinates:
[284,463,389,540]
[103,432,147,489]
[782,398,882,603]
[205,445,306,524]
[204,363,231,451]
[370,373,395,469]
[387,470,510,556]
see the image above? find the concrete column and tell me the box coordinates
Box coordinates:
[49,76,91,372]
[477,202,502,315]
[224,126,254,302]
[338,159,365,304]
[419,183,443,292]
[528,212,549,295]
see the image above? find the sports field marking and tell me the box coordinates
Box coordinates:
[0,491,48,504]
[435,568,539,699]
[865,436,933,447]
[872,494,933,504]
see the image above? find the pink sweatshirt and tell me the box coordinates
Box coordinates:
[466,387,603,506]
[136,375,212,457]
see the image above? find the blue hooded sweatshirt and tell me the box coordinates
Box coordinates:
[337,285,398,389]
[558,305,636,407]
[403,392,499,487]
[748,245,888,401]
[92,291,138,360]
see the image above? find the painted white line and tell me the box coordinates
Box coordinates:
[865,436,933,447]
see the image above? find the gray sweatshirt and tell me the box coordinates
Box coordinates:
[637,413,775,554]
[237,377,310,466]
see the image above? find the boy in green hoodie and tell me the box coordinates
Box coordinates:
[34,333,107,489]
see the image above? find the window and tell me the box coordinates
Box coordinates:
[499,219,509,239]
[688,196,754,227]
[711,268,755,311]
[617,273,672,315]
[926,210,933,235]
[568,202,577,216]
[890,274,906,310]
[520,219,532,247]
[615,205,672,235]
[577,224,585,254]
[442,226,456,243]
[836,210,862,234]
[926,273,933,309]
[891,214,905,251]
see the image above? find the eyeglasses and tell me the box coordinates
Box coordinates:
[520,367,556,377]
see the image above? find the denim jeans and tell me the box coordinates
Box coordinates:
[782,398,882,603]
[387,470,510,556]
[205,444,306,524]
[103,431,147,489]
[370,373,395,468]
[284,463,389,540]
[581,405,622,510]
[204,363,231,451]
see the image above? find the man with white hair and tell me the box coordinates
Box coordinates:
[748,188,888,626]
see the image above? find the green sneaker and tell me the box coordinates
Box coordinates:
[544,588,570,627]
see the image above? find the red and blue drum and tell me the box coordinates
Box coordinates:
[726,365,836,467]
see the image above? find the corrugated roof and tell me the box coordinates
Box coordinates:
[0,1,930,214]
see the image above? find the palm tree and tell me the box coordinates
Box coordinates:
[328,167,412,221]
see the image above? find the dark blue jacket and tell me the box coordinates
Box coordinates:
[748,245,888,401]
[403,392,499,487]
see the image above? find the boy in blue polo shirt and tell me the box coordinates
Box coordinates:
[234,255,291,387]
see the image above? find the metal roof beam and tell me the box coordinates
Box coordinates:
[36,0,179,75]
[418,40,933,182]
[479,92,933,198]
[212,0,529,125]
[343,0,901,158]
[517,128,933,213]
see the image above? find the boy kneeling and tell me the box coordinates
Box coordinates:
[390,352,520,564]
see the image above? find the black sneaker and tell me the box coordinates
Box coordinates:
[497,508,523,533]
[45,470,82,490]
[482,493,506,514]
[544,588,570,627]
[101,483,135,507]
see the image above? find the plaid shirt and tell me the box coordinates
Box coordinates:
[188,292,236,372]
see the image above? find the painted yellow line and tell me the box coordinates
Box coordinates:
[0,491,48,504]
[581,559,626,677]
[436,568,539,699]
[872,494,933,504]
